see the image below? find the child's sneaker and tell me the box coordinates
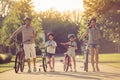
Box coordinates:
[52,68,55,72]
[33,67,37,72]
[70,69,73,72]
[74,69,77,72]
[28,69,31,73]
[50,69,52,72]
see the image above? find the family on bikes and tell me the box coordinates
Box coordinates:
[10,17,101,73]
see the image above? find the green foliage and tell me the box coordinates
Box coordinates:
[31,14,43,44]
[0,53,12,64]
[0,1,83,53]
[83,0,120,43]
[0,0,43,47]
[39,9,81,43]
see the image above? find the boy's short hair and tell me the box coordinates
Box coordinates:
[47,32,54,37]
[68,34,75,39]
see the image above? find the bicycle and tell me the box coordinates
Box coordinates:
[84,46,89,72]
[11,39,31,73]
[63,53,72,72]
[39,45,48,72]
[11,39,25,73]
[81,40,89,72]
[61,43,73,72]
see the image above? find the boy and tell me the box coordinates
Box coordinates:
[45,32,57,72]
[61,34,78,72]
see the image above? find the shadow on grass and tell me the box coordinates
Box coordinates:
[100,61,120,63]
[0,65,13,68]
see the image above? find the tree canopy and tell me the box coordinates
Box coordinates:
[0,0,119,53]
[82,0,120,43]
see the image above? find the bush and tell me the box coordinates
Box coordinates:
[0,53,12,64]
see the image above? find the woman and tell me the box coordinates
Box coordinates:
[81,18,101,72]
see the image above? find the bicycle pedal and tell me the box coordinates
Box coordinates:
[60,59,63,62]
[40,65,43,67]
[39,68,41,72]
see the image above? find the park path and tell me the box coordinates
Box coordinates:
[0,56,120,80]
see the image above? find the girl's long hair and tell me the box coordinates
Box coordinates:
[88,18,96,29]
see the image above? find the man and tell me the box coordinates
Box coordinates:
[10,17,37,73]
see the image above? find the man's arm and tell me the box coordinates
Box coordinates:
[10,27,22,39]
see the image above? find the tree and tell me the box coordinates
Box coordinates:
[37,9,83,53]
[0,0,12,17]
[0,0,13,28]
[81,0,120,42]
[0,0,43,47]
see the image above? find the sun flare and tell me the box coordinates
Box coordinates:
[32,0,84,12]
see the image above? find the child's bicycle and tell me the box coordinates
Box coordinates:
[61,43,74,72]
[39,47,48,72]
[39,44,52,72]
[63,53,72,72]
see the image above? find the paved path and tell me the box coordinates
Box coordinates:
[0,56,120,80]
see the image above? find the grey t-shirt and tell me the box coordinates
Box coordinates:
[87,27,100,44]
[17,25,36,44]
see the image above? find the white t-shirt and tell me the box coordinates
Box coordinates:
[45,40,57,54]
[67,41,77,56]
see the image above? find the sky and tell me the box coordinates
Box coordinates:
[32,0,84,12]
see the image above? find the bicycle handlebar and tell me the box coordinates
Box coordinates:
[60,42,75,48]
[10,38,31,44]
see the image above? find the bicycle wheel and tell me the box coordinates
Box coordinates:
[20,52,25,72]
[42,57,47,72]
[64,55,70,72]
[14,54,20,73]
[84,50,88,72]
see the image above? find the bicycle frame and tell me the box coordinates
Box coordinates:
[39,47,48,72]
[61,43,73,72]
[82,40,89,72]
[64,53,71,72]
[12,39,25,73]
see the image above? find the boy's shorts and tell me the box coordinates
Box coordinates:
[23,43,36,59]
[47,53,55,58]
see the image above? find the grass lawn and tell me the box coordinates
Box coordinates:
[0,55,42,73]
[0,53,120,73]
[0,62,14,73]
[99,53,120,68]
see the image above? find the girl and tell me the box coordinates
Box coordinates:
[81,18,101,72]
